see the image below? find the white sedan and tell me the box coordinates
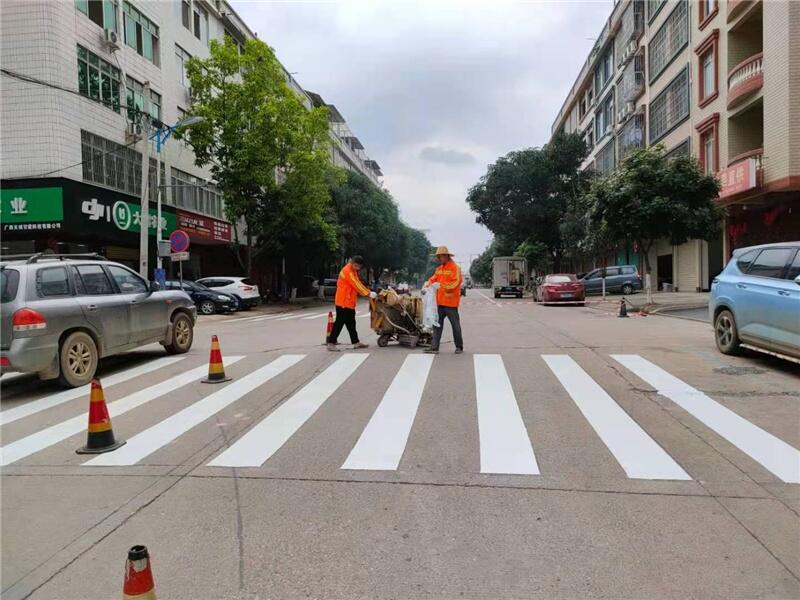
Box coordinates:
[196,276,261,310]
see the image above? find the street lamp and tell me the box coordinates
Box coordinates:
[146,115,205,276]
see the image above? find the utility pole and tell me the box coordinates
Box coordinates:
[138,82,151,279]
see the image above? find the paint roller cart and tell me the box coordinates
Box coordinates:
[369,288,432,348]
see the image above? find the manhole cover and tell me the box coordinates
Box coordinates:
[713,366,766,376]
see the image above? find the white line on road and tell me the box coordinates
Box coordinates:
[84,355,305,466]
[612,354,800,484]
[543,355,691,480]
[208,353,369,467]
[473,289,501,306]
[342,354,433,471]
[302,312,332,320]
[474,354,539,475]
[276,313,308,321]
[0,356,186,426]
[0,358,244,466]
[357,311,370,318]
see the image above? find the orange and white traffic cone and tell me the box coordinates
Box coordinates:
[201,335,231,384]
[123,545,156,600]
[76,379,125,454]
[325,311,334,342]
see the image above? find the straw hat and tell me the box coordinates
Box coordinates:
[432,245,454,256]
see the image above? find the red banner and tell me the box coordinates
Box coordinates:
[718,158,758,199]
[176,209,232,243]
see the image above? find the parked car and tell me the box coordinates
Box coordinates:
[535,274,586,305]
[312,278,338,299]
[196,276,260,310]
[709,242,800,362]
[164,280,237,315]
[580,265,642,295]
[0,253,196,388]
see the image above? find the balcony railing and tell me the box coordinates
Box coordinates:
[728,53,763,109]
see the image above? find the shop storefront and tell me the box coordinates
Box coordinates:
[1,178,238,279]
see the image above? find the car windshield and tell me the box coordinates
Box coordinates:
[547,275,576,283]
[1,268,20,302]
[241,278,256,285]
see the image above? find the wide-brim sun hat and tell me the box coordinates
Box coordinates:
[432,245,454,256]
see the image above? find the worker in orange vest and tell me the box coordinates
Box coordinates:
[328,255,376,351]
[423,246,463,354]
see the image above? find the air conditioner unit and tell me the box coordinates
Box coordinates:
[104,29,120,52]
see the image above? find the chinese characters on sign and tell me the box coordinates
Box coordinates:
[0,187,64,230]
[80,198,169,234]
[176,209,232,243]
[718,158,758,199]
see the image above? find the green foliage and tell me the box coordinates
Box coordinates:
[180,37,335,270]
[469,235,518,284]
[514,239,548,272]
[584,145,722,272]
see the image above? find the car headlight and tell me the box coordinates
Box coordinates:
[217,295,229,301]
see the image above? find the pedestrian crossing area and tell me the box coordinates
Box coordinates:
[1,351,798,484]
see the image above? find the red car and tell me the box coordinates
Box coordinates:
[535,274,585,305]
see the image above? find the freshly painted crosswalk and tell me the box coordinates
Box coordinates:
[2,351,798,486]
[613,354,800,484]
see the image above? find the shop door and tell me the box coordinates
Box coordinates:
[657,254,673,291]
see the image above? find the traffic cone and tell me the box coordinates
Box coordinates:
[76,379,125,454]
[201,335,231,384]
[618,298,629,318]
[325,311,334,342]
[123,545,156,600]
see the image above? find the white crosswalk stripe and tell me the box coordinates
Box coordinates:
[357,311,370,318]
[0,357,244,466]
[85,355,305,466]
[208,354,368,467]
[474,354,539,475]
[543,355,690,480]
[302,312,332,320]
[276,312,308,321]
[342,354,433,471]
[0,356,186,426]
[613,354,800,484]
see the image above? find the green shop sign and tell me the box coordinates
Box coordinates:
[79,197,176,237]
[0,187,64,231]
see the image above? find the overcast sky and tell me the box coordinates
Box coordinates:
[231,0,612,266]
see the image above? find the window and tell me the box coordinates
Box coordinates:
[595,91,615,141]
[702,131,714,175]
[175,45,192,87]
[618,113,646,162]
[123,2,159,65]
[647,0,666,23]
[75,265,114,295]
[699,0,717,28]
[181,0,191,29]
[126,77,161,123]
[37,267,70,297]
[170,167,225,218]
[80,130,162,201]
[648,0,688,84]
[1,269,20,303]
[77,46,121,112]
[584,124,594,151]
[649,66,689,143]
[747,248,793,279]
[736,249,758,273]
[596,139,616,175]
[695,29,719,107]
[786,251,800,280]
[665,138,690,159]
[622,267,636,275]
[193,4,208,43]
[107,265,148,293]
[76,0,117,32]
[594,46,614,95]
[696,113,719,174]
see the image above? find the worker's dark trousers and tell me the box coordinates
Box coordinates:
[431,306,463,351]
[328,306,359,344]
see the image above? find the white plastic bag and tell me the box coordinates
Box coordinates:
[422,283,440,330]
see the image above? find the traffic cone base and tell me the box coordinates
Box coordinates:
[202,335,232,384]
[76,379,125,454]
[618,298,629,318]
[123,545,156,600]
[325,311,334,343]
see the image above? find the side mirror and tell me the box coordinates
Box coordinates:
[795,274,800,286]
[148,281,160,293]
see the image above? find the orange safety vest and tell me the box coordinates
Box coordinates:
[334,263,370,309]
[427,259,462,308]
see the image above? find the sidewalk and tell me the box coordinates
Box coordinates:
[586,291,709,315]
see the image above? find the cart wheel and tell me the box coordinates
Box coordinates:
[377,334,391,348]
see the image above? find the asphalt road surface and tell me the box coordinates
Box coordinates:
[2,290,799,599]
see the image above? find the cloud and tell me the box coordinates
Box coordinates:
[419,146,476,166]
[231,0,613,260]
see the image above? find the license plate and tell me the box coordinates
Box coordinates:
[560,293,573,298]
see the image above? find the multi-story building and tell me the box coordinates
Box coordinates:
[1,0,383,279]
[552,0,799,292]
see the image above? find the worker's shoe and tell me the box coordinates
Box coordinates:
[352,342,369,349]
[424,348,439,354]
[327,343,341,352]
[455,348,463,354]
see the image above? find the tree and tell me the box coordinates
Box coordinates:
[584,145,722,294]
[466,132,589,270]
[469,235,518,285]
[181,37,334,274]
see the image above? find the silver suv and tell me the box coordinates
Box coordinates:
[1,254,196,387]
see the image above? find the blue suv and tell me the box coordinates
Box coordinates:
[709,242,800,361]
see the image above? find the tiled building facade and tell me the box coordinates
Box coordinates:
[1,0,382,278]
[552,0,799,292]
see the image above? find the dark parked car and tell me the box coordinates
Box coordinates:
[580,265,642,295]
[164,280,236,315]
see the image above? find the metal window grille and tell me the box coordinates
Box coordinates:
[648,0,687,82]
[648,67,689,143]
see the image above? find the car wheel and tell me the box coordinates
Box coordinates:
[621,283,634,295]
[199,300,216,315]
[714,309,741,355]
[58,331,98,388]
[165,313,194,354]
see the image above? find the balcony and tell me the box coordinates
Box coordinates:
[728,53,763,109]
[728,0,760,23]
